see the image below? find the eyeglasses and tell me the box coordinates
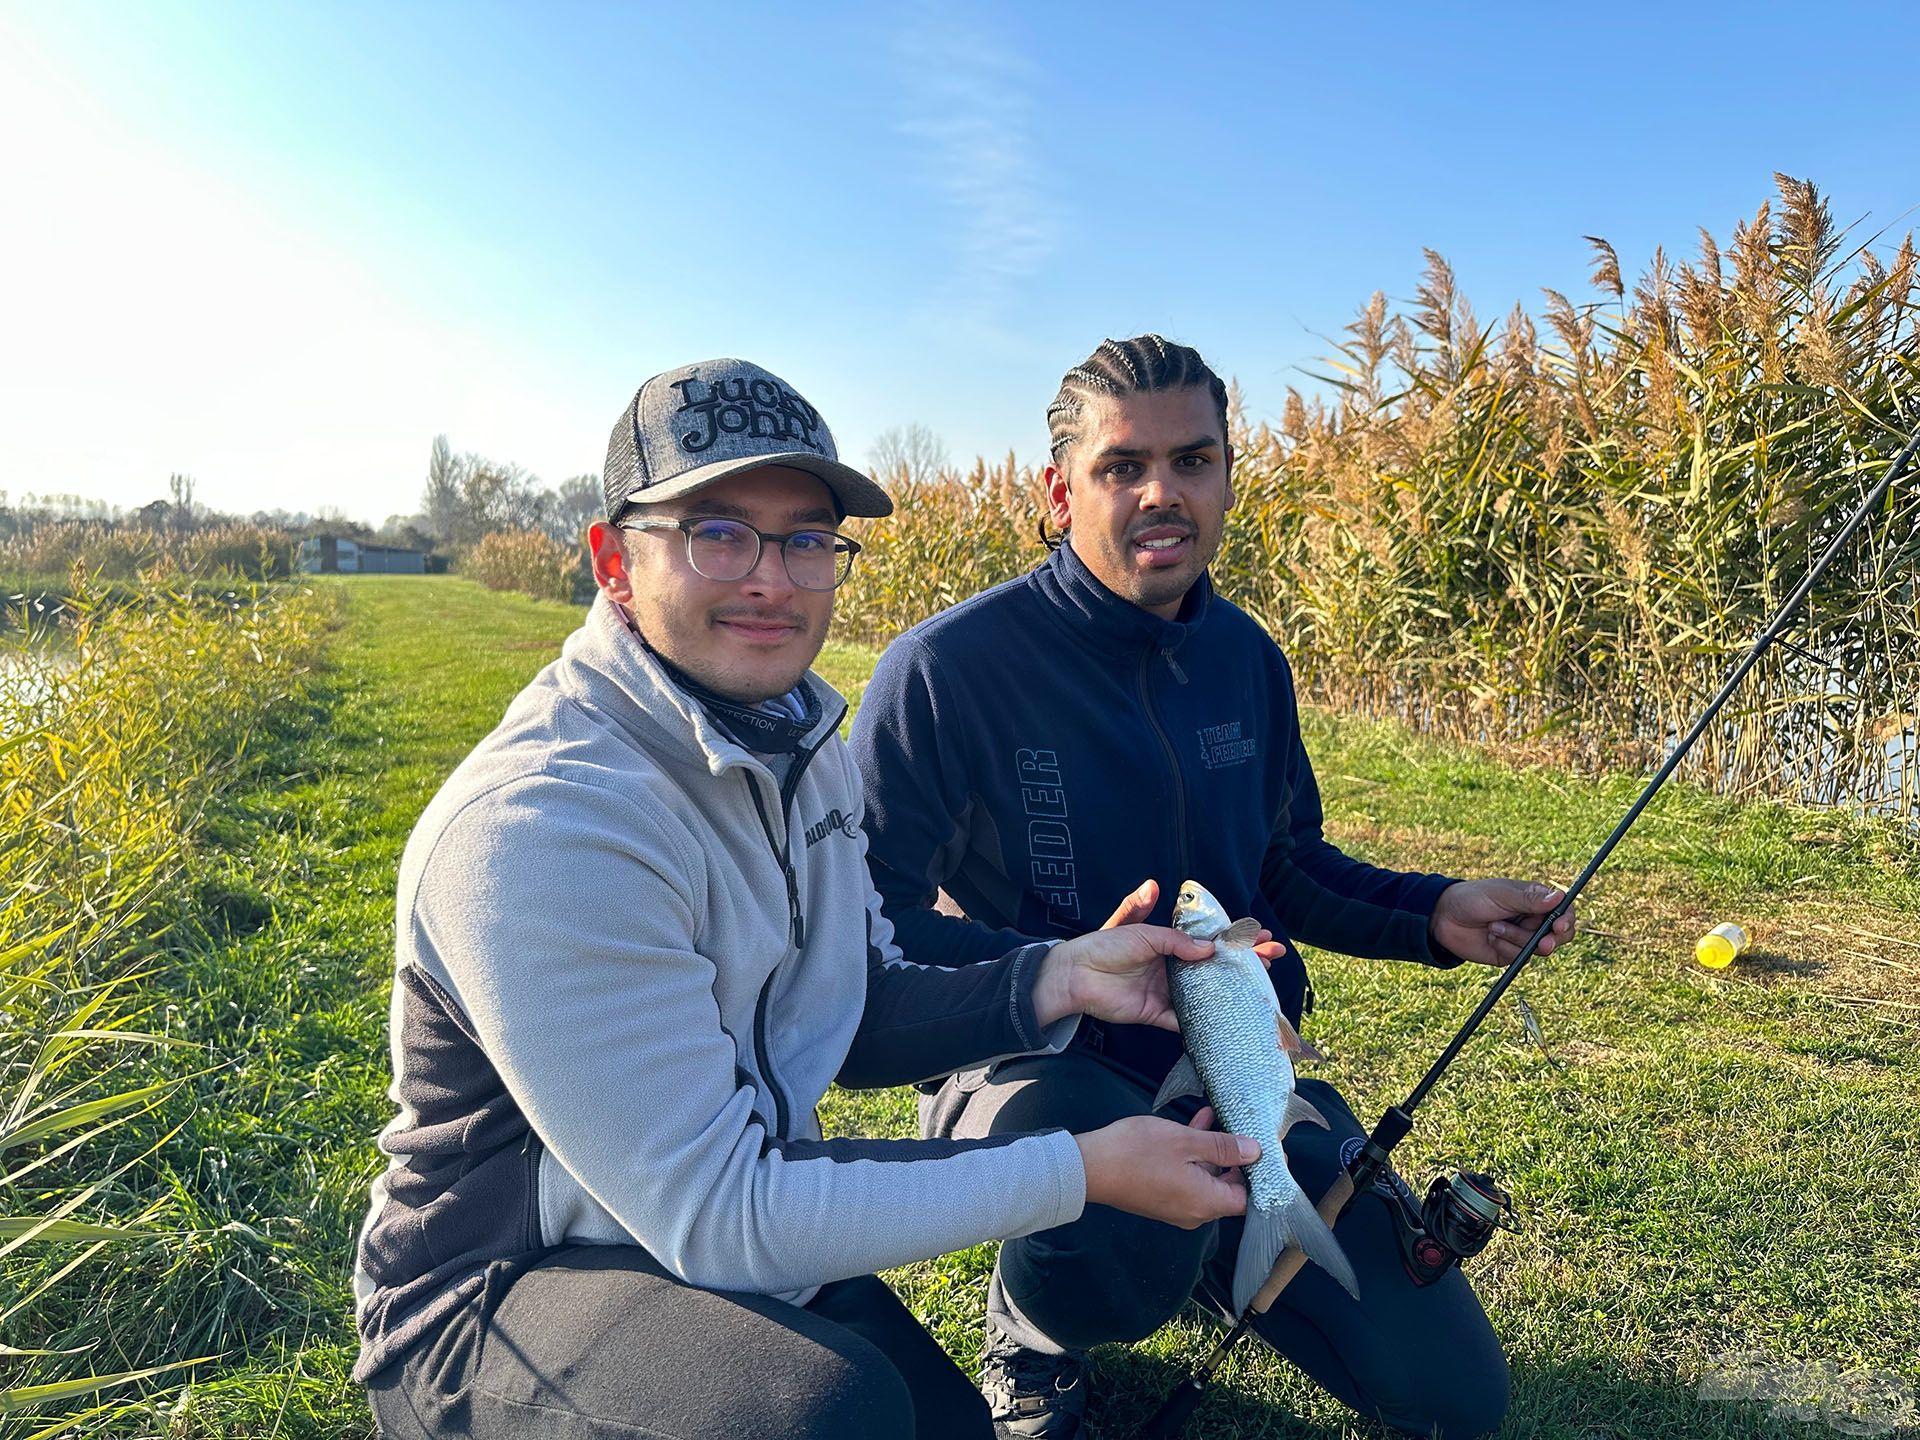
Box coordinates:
[622,516,862,591]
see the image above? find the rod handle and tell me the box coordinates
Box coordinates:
[1145,1171,1365,1436]
[1139,1378,1208,1439]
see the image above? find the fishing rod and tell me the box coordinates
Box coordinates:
[1143,427,1920,1439]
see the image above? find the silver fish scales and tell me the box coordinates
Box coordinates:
[1157,880,1360,1312]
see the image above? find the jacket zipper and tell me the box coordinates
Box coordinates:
[1138,648,1190,893]
[522,1132,544,1251]
[740,716,841,1142]
[752,968,788,1139]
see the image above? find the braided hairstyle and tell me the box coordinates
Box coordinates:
[1046,334,1229,463]
[1041,334,1229,546]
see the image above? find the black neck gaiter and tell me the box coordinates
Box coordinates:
[615,603,821,752]
[623,619,818,754]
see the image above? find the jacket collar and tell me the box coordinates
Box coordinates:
[1028,535,1214,658]
[560,593,847,779]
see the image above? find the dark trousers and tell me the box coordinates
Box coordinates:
[923,1050,1510,1440]
[366,1245,990,1440]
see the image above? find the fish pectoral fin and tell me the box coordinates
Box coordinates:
[1280,1091,1331,1138]
[1217,917,1263,947]
[1276,1013,1326,1062]
[1151,1053,1206,1112]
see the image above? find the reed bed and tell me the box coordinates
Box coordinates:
[0,522,299,595]
[0,579,333,1431]
[837,452,1045,631]
[838,177,1920,813]
[460,526,586,604]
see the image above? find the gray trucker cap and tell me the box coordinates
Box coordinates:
[603,358,894,523]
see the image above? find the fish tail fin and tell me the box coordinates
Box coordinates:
[1231,1191,1361,1314]
[1231,1201,1288,1316]
[1284,1187,1360,1303]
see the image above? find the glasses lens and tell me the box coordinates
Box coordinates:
[681,518,852,590]
[782,531,849,590]
[685,518,758,581]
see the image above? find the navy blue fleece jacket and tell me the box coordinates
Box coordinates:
[850,540,1462,1085]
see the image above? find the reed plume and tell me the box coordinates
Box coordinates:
[842,178,1920,811]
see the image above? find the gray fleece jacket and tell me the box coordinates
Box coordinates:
[351,594,1087,1382]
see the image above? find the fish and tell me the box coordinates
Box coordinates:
[1156,879,1360,1311]
[1512,990,1566,1073]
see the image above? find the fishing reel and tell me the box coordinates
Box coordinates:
[1384,1168,1519,1287]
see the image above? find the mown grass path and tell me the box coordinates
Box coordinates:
[199,576,1916,1438]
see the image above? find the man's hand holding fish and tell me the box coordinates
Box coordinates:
[1074,1106,1261,1232]
[1029,878,1284,1033]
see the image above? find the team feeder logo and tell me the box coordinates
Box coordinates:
[1197,720,1257,770]
[672,374,828,456]
[803,808,861,849]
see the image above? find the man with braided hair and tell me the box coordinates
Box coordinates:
[850,334,1574,1438]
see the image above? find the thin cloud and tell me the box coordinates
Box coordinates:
[895,15,1058,327]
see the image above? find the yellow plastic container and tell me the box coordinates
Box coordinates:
[1695,922,1748,970]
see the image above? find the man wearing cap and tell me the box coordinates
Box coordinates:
[351,357,1274,1440]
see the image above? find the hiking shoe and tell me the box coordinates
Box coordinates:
[979,1321,1088,1438]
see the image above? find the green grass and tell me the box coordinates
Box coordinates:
[124,576,1919,1437]
[0,580,337,1436]
[828,723,1920,1437]
[84,578,605,1436]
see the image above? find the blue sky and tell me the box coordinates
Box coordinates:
[2,1,1916,524]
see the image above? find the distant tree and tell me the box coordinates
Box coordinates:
[377,515,437,551]
[546,474,602,545]
[14,492,120,524]
[250,507,316,532]
[420,435,573,549]
[868,424,950,487]
[167,473,197,529]
[455,459,546,546]
[421,434,464,544]
[314,506,375,541]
